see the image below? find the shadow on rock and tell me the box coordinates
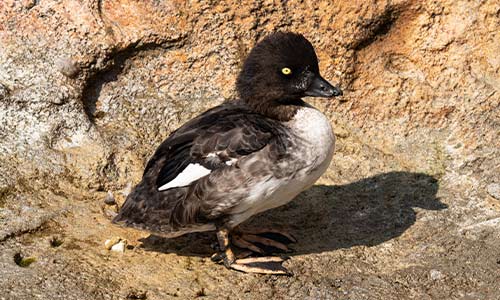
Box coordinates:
[139,171,446,257]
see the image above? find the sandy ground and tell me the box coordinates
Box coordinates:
[1,130,499,300]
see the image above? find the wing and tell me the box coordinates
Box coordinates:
[114,102,290,235]
[143,102,279,192]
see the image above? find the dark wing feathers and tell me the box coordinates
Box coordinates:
[114,102,289,234]
[144,102,277,190]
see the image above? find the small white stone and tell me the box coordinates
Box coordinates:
[486,183,500,200]
[104,191,116,205]
[104,237,121,250]
[110,240,127,253]
[55,56,80,78]
[430,269,444,280]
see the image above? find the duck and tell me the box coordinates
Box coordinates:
[113,32,343,275]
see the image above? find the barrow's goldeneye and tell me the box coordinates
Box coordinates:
[113,32,343,275]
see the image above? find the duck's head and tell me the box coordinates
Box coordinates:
[236,32,342,120]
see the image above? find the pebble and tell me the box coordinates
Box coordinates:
[104,237,119,249]
[111,240,127,253]
[486,183,500,200]
[430,269,444,280]
[104,191,116,205]
[55,56,80,78]
[104,237,128,253]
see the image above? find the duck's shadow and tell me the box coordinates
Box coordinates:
[139,171,446,256]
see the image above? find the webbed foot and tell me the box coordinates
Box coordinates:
[232,227,297,255]
[212,228,292,275]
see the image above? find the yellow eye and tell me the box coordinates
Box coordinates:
[281,67,292,75]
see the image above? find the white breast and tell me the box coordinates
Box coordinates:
[287,105,336,168]
[271,105,336,200]
[229,105,335,227]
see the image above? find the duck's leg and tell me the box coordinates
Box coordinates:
[232,226,297,254]
[213,228,292,275]
[215,228,236,265]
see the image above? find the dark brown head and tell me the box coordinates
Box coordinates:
[236,32,342,120]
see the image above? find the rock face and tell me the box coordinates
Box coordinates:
[0,1,498,299]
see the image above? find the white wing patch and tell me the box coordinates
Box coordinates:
[158,163,212,191]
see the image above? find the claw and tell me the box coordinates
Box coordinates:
[211,252,223,263]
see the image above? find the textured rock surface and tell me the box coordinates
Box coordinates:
[0,0,499,299]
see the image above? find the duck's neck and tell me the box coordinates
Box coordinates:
[244,97,305,122]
